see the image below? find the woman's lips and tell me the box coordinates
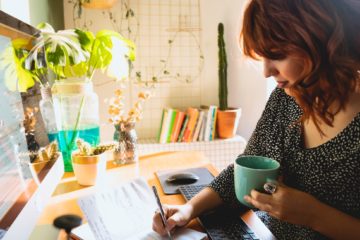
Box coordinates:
[277,81,288,88]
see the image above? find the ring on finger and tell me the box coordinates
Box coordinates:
[264,182,277,194]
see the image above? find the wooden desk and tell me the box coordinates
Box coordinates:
[31,151,275,240]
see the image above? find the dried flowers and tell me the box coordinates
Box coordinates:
[108,87,151,125]
[23,107,38,133]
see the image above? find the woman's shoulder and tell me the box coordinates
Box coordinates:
[264,88,302,124]
[267,88,300,110]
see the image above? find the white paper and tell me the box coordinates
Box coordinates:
[72,223,207,240]
[77,178,207,240]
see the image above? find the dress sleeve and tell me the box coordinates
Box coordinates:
[208,88,288,206]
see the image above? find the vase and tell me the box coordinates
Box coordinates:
[113,122,138,164]
[52,79,100,172]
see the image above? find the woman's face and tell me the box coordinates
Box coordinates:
[263,56,305,90]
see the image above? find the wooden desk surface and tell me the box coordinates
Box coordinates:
[33,151,275,240]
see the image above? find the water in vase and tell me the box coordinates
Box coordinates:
[58,125,100,172]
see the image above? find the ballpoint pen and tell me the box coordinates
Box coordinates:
[152,186,173,240]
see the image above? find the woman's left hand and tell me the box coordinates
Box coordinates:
[244,182,320,227]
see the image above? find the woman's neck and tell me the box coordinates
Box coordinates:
[302,91,360,149]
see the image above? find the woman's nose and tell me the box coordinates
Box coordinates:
[263,59,277,78]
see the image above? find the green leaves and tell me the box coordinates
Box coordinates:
[25,23,136,81]
[0,39,38,92]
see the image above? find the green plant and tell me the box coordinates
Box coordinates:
[0,38,41,92]
[76,138,116,156]
[25,22,135,82]
[218,22,228,111]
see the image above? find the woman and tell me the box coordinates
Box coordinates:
[152,0,360,239]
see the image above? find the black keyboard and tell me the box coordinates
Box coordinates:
[179,184,260,240]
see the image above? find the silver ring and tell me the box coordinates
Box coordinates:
[264,182,277,194]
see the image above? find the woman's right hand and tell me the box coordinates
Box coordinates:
[152,203,194,236]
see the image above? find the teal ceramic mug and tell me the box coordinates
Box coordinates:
[234,155,280,208]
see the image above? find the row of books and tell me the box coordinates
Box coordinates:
[157,106,218,143]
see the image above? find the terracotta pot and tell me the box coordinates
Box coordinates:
[72,151,107,186]
[82,0,117,9]
[216,108,242,139]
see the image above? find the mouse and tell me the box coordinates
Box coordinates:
[166,172,199,185]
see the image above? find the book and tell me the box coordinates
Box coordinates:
[192,110,205,142]
[177,115,189,142]
[166,109,178,143]
[156,110,165,142]
[182,107,199,142]
[159,108,173,143]
[198,112,207,142]
[202,105,216,141]
[210,106,218,140]
[170,111,185,142]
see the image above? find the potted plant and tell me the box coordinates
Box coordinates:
[72,138,115,185]
[24,22,135,172]
[216,23,241,139]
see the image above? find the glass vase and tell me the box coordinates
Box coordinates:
[113,122,138,164]
[52,79,100,172]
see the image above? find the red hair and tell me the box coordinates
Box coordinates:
[241,0,360,130]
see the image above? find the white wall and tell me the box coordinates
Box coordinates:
[62,0,270,141]
[200,0,268,140]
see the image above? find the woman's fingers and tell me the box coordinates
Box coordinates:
[152,211,167,235]
[244,189,275,212]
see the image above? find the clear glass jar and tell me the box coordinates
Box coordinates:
[113,122,138,164]
[52,79,100,172]
[39,85,58,142]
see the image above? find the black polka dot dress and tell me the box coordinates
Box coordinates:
[209,88,360,239]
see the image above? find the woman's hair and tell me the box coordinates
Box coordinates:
[241,0,360,130]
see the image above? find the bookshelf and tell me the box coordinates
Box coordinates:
[138,135,247,170]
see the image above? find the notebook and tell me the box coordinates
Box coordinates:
[73,178,207,240]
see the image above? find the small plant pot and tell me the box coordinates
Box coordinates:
[216,108,242,139]
[72,151,107,186]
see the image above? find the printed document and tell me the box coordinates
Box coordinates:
[76,178,207,240]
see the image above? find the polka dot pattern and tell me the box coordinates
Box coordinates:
[209,88,360,239]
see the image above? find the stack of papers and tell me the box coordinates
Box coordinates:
[74,178,207,240]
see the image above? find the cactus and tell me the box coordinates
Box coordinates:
[31,141,59,163]
[218,23,228,111]
[92,142,116,155]
[76,138,116,156]
[76,138,93,156]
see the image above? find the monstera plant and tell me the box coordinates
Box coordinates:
[25,22,135,82]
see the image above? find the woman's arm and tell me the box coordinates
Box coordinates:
[311,200,360,240]
[244,183,360,239]
[187,187,223,219]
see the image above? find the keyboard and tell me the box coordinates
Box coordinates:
[179,184,260,240]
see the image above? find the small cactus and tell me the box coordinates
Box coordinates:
[76,138,115,156]
[76,139,93,156]
[31,141,59,163]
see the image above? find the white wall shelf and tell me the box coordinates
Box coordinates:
[138,135,247,171]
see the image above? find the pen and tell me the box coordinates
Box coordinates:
[152,186,173,240]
